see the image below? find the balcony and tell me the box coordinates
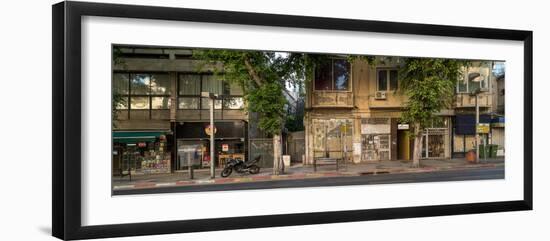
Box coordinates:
[454,92,492,108]
[312,91,353,108]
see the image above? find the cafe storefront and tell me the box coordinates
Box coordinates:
[175,121,247,170]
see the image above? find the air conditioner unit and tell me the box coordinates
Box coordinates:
[374,91,387,100]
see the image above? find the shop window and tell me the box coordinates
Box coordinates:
[360,118,391,161]
[314,59,350,91]
[362,134,391,161]
[377,69,398,91]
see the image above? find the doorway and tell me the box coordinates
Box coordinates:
[397,130,412,160]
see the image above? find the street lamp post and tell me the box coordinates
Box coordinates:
[475,91,480,163]
[202,92,218,179]
[469,72,486,164]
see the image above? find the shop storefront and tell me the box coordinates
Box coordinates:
[112,131,172,175]
[452,114,491,158]
[311,118,353,161]
[422,117,451,159]
[361,118,391,161]
[175,121,247,170]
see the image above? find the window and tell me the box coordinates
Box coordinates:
[314,59,351,91]
[178,97,199,109]
[113,72,171,119]
[201,75,225,95]
[177,74,244,110]
[201,98,222,110]
[377,69,398,91]
[178,74,201,109]
[113,73,129,95]
[223,97,244,109]
[457,64,490,93]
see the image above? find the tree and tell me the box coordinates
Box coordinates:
[112,47,126,128]
[193,50,310,174]
[399,58,466,167]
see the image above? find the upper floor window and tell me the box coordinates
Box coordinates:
[178,74,244,110]
[457,64,490,93]
[377,69,398,92]
[314,59,351,91]
[113,72,171,111]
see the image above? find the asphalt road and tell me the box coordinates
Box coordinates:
[114,166,504,195]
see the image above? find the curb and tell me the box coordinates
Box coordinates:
[113,163,503,191]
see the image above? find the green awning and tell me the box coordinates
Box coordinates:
[113,131,164,144]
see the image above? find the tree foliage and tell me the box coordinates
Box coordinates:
[399,58,466,130]
[193,50,314,135]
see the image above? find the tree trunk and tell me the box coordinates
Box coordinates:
[272,133,282,175]
[412,123,423,168]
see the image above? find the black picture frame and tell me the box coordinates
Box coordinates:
[52,1,533,240]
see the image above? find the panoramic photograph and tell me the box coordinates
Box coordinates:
[111,45,505,195]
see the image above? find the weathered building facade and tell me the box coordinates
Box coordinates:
[304,57,504,165]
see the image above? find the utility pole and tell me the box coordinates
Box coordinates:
[210,97,215,178]
[475,92,479,163]
[202,92,217,179]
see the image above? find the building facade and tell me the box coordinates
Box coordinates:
[112,46,272,176]
[304,57,504,165]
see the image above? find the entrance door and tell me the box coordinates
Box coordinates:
[397,130,411,160]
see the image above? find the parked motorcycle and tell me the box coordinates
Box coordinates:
[221,155,261,178]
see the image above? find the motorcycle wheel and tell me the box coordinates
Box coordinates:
[249,165,260,174]
[221,167,232,178]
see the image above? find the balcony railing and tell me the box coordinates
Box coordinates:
[454,93,492,108]
[312,91,353,108]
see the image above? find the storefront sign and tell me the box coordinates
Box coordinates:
[137,142,147,148]
[398,124,409,130]
[222,144,229,152]
[361,124,390,134]
[476,123,490,134]
[204,124,217,136]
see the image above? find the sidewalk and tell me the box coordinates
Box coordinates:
[112,157,504,191]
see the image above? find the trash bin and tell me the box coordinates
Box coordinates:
[488,144,498,158]
[479,145,487,159]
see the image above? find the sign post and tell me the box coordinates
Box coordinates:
[202,92,218,179]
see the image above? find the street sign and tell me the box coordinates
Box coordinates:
[204,124,217,136]
[476,123,490,134]
[398,124,409,130]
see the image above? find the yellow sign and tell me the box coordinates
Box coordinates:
[205,124,217,136]
[476,123,490,134]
